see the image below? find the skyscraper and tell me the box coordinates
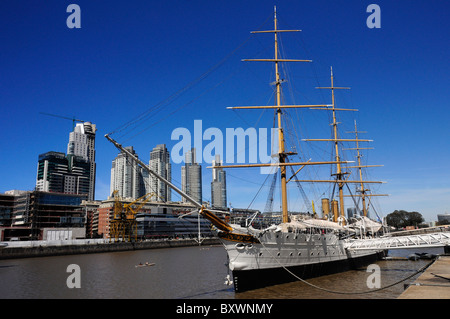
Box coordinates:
[110,147,149,199]
[149,144,171,202]
[67,122,97,201]
[181,148,202,204]
[36,151,90,197]
[211,154,227,208]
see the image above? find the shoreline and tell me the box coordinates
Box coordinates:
[0,238,221,260]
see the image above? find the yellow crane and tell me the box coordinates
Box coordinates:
[109,191,161,242]
[109,190,126,242]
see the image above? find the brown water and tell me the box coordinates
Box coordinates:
[0,245,436,299]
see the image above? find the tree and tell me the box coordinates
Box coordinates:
[386,210,424,229]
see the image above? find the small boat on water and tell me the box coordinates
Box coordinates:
[135,262,155,268]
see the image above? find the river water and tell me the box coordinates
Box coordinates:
[0,245,440,299]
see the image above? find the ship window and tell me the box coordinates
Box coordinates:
[298,252,301,256]
[259,252,263,257]
[277,252,280,257]
[289,252,293,256]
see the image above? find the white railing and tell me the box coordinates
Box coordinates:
[344,232,450,251]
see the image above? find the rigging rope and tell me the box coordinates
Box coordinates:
[108,14,274,140]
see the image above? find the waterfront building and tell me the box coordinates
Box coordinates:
[0,193,15,228]
[110,146,150,199]
[94,196,202,239]
[149,144,171,202]
[4,191,86,240]
[67,122,97,201]
[181,148,202,204]
[36,151,90,197]
[211,154,227,208]
[136,212,213,239]
[82,200,101,238]
[437,213,450,225]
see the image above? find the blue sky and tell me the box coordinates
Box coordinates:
[0,0,449,222]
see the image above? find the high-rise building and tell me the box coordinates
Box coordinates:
[181,148,202,204]
[67,122,97,201]
[211,154,227,208]
[36,151,90,196]
[149,144,171,202]
[110,146,149,199]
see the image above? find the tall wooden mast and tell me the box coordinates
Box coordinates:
[302,68,386,222]
[217,9,354,224]
[310,68,352,221]
[274,7,289,224]
[344,121,387,216]
[352,121,369,216]
[226,7,325,224]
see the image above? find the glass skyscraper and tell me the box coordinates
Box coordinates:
[67,122,97,201]
[181,148,202,204]
[149,144,171,202]
[211,154,227,208]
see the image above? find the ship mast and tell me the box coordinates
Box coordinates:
[319,68,350,222]
[301,68,386,222]
[353,121,369,216]
[274,7,289,224]
[343,121,387,216]
[216,8,358,224]
[223,7,337,224]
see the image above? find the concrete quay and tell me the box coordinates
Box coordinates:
[0,238,220,260]
[399,255,450,299]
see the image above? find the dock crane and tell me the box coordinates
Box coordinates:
[39,112,86,130]
[109,190,126,242]
[110,190,162,242]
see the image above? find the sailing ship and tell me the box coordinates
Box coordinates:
[105,8,388,292]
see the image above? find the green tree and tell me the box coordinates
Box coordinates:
[386,210,424,229]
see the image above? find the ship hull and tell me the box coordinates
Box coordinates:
[220,230,387,292]
[231,249,385,292]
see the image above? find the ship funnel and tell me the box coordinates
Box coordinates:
[321,198,330,219]
[331,200,339,222]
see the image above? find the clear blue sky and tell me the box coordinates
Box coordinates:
[0,0,448,222]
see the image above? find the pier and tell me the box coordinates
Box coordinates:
[399,255,450,299]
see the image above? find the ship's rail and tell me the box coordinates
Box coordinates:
[344,232,450,251]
